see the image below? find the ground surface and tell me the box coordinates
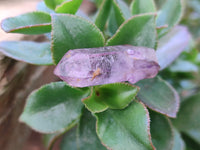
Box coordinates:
[0,0,47,150]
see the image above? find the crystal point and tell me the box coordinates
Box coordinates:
[54,45,160,87]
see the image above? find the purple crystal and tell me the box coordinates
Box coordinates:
[54,45,160,87]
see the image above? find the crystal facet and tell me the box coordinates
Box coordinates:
[54,45,160,87]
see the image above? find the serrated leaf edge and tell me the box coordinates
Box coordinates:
[82,82,140,113]
[156,0,184,37]
[19,81,86,134]
[112,0,126,21]
[106,12,157,46]
[130,0,156,15]
[82,87,109,113]
[50,13,105,64]
[55,0,83,14]
[95,0,112,31]
[137,77,180,118]
[95,101,156,150]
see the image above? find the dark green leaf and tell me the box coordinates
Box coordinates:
[136,77,180,118]
[55,0,83,14]
[172,128,185,150]
[82,83,139,113]
[60,127,78,150]
[172,92,200,144]
[131,0,156,15]
[107,6,122,36]
[51,14,105,64]
[20,82,90,133]
[150,111,174,150]
[107,0,125,36]
[77,109,106,150]
[156,0,183,36]
[182,133,200,150]
[0,41,53,65]
[95,0,112,31]
[107,0,131,36]
[106,13,156,48]
[1,12,51,34]
[95,101,155,150]
[61,109,107,150]
[44,0,66,10]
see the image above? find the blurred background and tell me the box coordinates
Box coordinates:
[0,0,40,41]
[0,1,51,150]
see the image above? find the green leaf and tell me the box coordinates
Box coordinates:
[55,0,83,14]
[20,82,90,133]
[172,128,186,150]
[82,83,139,113]
[60,127,78,150]
[95,0,112,31]
[106,13,156,49]
[150,111,174,150]
[97,83,139,109]
[77,109,106,150]
[136,76,180,118]
[114,0,132,19]
[61,109,107,150]
[107,6,122,36]
[95,101,155,150]
[37,1,55,14]
[112,0,125,23]
[1,12,51,34]
[82,87,108,113]
[44,0,66,10]
[156,0,183,36]
[131,0,156,15]
[107,0,126,36]
[51,14,105,64]
[0,41,53,65]
[106,0,131,36]
[172,92,200,144]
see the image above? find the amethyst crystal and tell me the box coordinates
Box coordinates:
[54,45,160,87]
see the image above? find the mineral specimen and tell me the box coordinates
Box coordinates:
[54,45,160,87]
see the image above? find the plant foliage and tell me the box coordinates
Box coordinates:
[0,0,200,149]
